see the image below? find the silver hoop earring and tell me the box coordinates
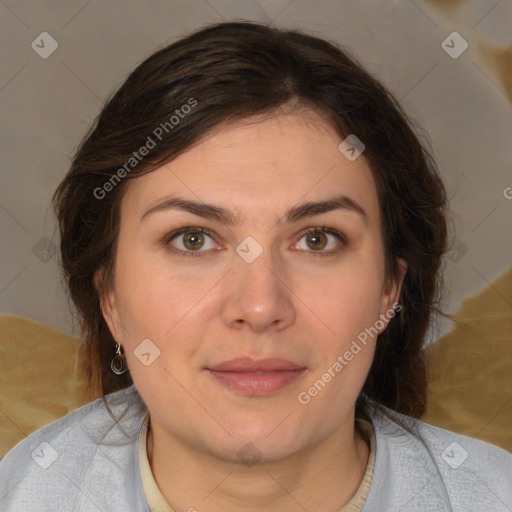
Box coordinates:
[111,342,128,375]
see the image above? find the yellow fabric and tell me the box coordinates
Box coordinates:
[138,413,375,512]
[422,265,512,452]
[0,314,93,458]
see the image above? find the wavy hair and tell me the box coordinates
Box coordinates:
[53,21,448,419]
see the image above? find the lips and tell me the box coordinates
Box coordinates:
[206,357,306,395]
[208,357,305,372]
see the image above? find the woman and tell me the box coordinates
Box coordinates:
[0,21,510,512]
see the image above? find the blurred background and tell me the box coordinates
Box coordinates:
[1,0,511,455]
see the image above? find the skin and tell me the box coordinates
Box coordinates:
[100,109,406,512]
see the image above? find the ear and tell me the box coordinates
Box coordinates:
[379,257,407,319]
[93,267,122,343]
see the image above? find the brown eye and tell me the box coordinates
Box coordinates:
[183,231,205,250]
[164,228,220,257]
[294,227,346,256]
[305,231,328,250]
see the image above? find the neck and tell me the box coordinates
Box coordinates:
[146,416,370,512]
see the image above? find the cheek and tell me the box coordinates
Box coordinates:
[296,271,381,417]
[314,258,385,337]
[301,254,385,401]
[113,246,182,328]
[112,249,210,370]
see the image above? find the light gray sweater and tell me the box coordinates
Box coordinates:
[0,385,511,511]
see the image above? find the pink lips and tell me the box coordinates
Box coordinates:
[206,357,306,395]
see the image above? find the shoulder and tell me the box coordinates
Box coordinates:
[363,402,512,512]
[0,385,149,511]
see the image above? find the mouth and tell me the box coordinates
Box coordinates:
[205,357,307,395]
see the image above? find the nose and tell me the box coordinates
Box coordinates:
[221,248,296,334]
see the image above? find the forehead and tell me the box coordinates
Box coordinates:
[121,111,380,228]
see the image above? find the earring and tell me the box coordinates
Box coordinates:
[111,342,128,375]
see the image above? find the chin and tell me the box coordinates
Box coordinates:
[204,417,313,463]
[208,435,305,466]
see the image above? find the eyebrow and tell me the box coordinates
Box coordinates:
[139,194,368,226]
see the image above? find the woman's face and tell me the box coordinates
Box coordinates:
[101,110,404,463]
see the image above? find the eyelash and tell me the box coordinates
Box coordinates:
[163,226,347,258]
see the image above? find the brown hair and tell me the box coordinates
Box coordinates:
[53,21,447,419]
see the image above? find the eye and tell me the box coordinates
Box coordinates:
[164,228,220,257]
[163,225,346,258]
[293,226,346,256]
